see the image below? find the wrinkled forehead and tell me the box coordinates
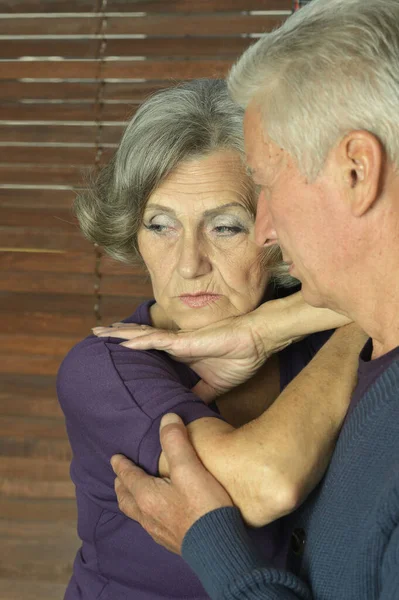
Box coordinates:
[244,104,285,182]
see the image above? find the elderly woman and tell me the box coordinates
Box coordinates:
[57,79,361,600]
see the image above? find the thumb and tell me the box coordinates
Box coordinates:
[159,414,202,473]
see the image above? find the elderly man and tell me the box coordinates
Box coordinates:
[108,0,399,597]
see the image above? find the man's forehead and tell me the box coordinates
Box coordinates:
[244,105,284,178]
[243,105,264,171]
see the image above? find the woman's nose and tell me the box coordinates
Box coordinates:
[176,235,212,279]
[255,189,278,248]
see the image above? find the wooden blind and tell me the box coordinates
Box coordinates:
[0,3,292,597]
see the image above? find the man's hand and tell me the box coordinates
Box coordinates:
[94,307,291,400]
[111,413,233,554]
[93,292,350,399]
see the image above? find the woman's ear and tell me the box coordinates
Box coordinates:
[340,131,384,217]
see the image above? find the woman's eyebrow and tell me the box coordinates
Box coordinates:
[144,204,176,214]
[203,202,249,217]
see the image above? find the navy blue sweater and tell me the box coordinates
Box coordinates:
[182,349,399,599]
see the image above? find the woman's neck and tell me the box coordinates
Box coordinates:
[149,302,179,330]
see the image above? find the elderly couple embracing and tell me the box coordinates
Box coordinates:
[57,0,399,598]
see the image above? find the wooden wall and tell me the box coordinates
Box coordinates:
[0,1,292,598]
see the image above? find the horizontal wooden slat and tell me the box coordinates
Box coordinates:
[0,207,76,229]
[0,145,114,165]
[0,165,88,185]
[0,373,56,396]
[0,521,77,588]
[0,579,69,600]
[0,416,68,440]
[0,124,123,144]
[0,188,76,209]
[0,334,80,357]
[0,353,64,375]
[0,250,146,276]
[0,80,172,103]
[0,0,292,13]
[0,227,91,250]
[0,395,63,419]
[0,312,120,336]
[0,436,72,460]
[0,36,254,59]
[0,373,62,418]
[0,296,148,336]
[0,0,96,11]
[0,291,145,319]
[0,497,76,519]
[1,477,75,498]
[0,59,232,80]
[0,80,99,101]
[0,457,70,480]
[0,16,99,35]
[0,102,133,121]
[0,14,285,36]
[0,38,98,59]
[0,270,153,296]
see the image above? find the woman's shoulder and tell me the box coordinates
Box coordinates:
[57,299,198,397]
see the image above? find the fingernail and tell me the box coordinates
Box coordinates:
[160,413,182,429]
[110,454,123,470]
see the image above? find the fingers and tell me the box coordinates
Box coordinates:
[120,331,185,354]
[159,414,204,475]
[111,454,150,493]
[114,476,141,521]
[92,324,153,339]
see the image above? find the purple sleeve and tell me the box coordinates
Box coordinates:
[57,335,223,510]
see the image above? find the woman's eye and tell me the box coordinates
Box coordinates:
[143,217,178,235]
[213,225,246,236]
[144,223,168,233]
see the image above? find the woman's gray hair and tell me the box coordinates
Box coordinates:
[228,0,399,180]
[75,78,293,286]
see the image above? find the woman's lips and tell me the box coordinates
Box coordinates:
[179,294,222,308]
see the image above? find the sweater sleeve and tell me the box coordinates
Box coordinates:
[182,508,312,600]
[380,513,399,599]
[57,334,223,512]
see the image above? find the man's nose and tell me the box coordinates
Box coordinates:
[255,189,278,248]
[176,234,212,279]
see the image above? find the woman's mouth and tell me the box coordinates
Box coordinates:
[179,293,222,308]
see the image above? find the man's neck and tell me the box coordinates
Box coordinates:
[350,289,399,360]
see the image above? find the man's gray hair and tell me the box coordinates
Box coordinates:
[228,0,399,179]
[75,79,291,285]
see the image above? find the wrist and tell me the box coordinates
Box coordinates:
[251,292,304,348]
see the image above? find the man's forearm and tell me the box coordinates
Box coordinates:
[252,291,351,347]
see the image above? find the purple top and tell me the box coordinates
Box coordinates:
[59,300,331,600]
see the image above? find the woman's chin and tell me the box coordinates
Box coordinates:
[173,308,233,331]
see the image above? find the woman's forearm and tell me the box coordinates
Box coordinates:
[159,323,367,527]
[215,353,280,427]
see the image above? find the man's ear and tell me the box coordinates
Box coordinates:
[339,131,384,217]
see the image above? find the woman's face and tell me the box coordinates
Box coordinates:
[137,150,270,330]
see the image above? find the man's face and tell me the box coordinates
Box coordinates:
[244,103,351,310]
